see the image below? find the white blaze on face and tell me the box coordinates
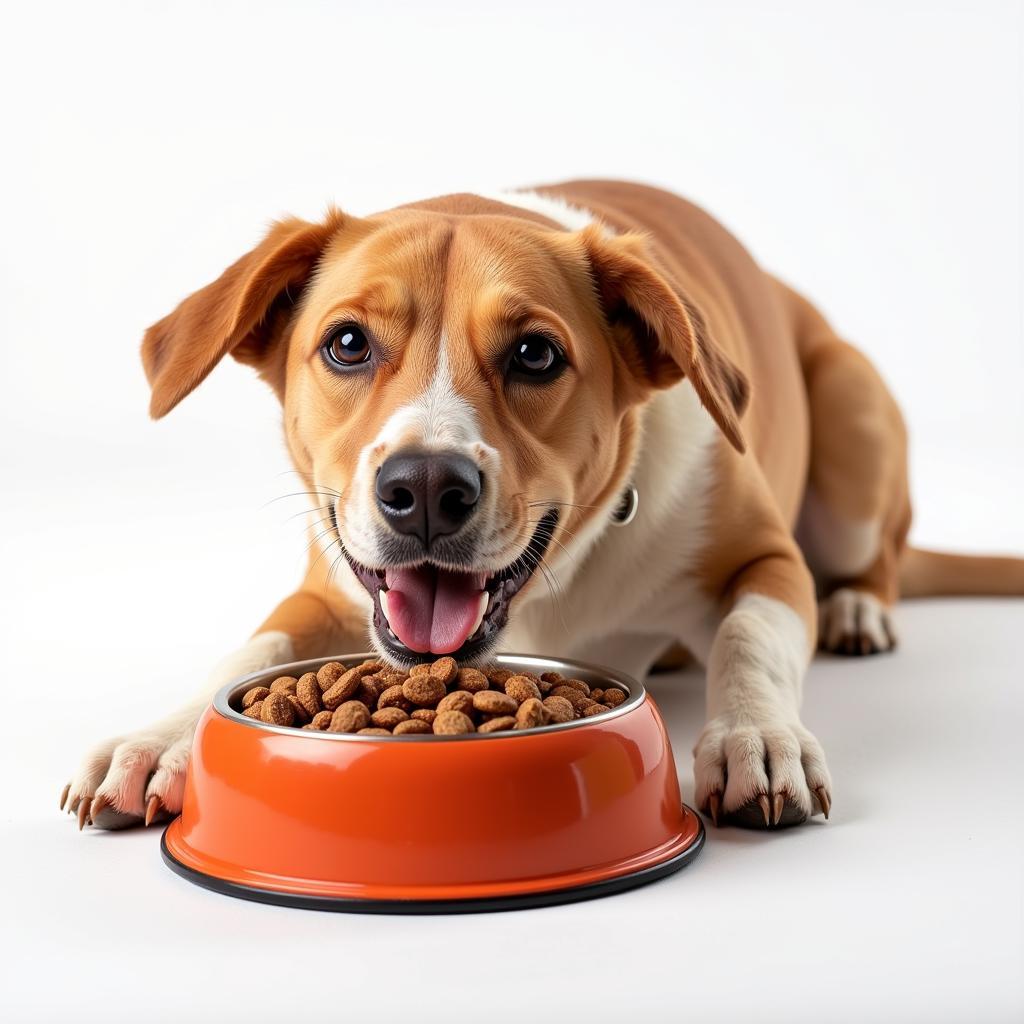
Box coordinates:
[335,336,501,575]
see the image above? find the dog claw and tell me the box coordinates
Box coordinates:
[145,795,162,827]
[816,786,831,819]
[707,792,721,827]
[757,794,771,827]
[90,795,110,822]
[60,783,70,811]
[772,793,784,826]
[77,797,92,831]
[69,795,80,815]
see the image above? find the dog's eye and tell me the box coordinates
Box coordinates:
[322,324,371,368]
[510,334,563,378]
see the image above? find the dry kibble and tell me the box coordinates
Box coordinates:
[550,685,592,712]
[505,675,542,704]
[378,684,414,711]
[371,706,409,730]
[236,658,627,737]
[402,674,446,706]
[260,691,295,726]
[486,668,513,689]
[455,668,489,693]
[328,700,371,733]
[478,716,517,733]
[542,695,575,723]
[516,697,550,730]
[393,718,432,735]
[295,673,323,717]
[286,694,311,724]
[437,690,475,716]
[429,656,458,686]
[433,710,475,734]
[242,686,271,708]
[473,690,518,716]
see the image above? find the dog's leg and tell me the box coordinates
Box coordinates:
[688,463,832,829]
[63,590,363,830]
[787,285,912,655]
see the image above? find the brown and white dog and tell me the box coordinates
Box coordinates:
[63,180,1024,831]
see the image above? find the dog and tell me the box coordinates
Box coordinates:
[62,180,1024,831]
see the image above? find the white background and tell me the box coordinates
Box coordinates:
[1,1,1021,1021]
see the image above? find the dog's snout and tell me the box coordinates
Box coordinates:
[375,450,482,546]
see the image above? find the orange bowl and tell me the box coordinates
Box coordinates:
[162,654,704,912]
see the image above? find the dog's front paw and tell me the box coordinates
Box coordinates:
[693,714,832,830]
[60,710,199,830]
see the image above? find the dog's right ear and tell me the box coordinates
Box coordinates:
[141,209,347,418]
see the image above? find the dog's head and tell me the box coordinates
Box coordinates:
[142,197,747,664]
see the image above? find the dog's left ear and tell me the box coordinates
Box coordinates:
[141,208,347,418]
[579,225,749,453]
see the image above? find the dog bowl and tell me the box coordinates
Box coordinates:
[162,654,704,913]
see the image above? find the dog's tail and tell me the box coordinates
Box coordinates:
[899,547,1024,598]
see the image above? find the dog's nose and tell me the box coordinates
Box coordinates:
[375,451,482,546]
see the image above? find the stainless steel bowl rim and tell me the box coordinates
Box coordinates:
[214,652,645,742]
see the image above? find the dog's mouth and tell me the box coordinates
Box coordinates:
[341,509,559,664]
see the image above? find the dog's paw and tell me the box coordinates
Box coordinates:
[60,715,197,830]
[818,587,896,656]
[693,714,832,830]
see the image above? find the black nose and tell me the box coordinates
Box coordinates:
[375,451,482,547]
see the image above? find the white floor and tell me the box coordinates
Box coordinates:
[3,599,1021,1022]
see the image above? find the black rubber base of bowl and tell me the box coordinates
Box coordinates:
[160,818,705,915]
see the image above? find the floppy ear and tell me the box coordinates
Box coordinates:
[141,208,346,418]
[579,225,749,453]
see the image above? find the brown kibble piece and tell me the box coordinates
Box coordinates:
[583,703,607,717]
[394,718,432,735]
[316,662,346,690]
[322,666,367,710]
[433,710,475,734]
[371,706,409,730]
[603,687,626,707]
[357,727,392,736]
[429,656,458,685]
[437,690,475,716]
[486,668,512,688]
[479,716,517,733]
[590,689,604,703]
[410,708,437,724]
[456,668,489,693]
[505,675,542,704]
[378,684,413,711]
[473,690,517,716]
[269,675,298,696]
[310,710,333,730]
[550,685,591,712]
[409,663,431,676]
[295,673,323,717]
[561,678,591,696]
[328,700,371,733]
[260,691,295,726]
[542,695,574,723]
[356,675,389,707]
[286,694,311,724]
[540,671,564,684]
[515,697,549,729]
[376,669,409,688]
[242,686,271,709]
[242,701,264,719]
[403,674,446,706]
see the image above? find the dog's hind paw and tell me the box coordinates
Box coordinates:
[61,711,198,830]
[693,715,832,830]
[818,587,896,656]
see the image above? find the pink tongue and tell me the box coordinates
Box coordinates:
[384,566,486,655]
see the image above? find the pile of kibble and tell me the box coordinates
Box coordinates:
[236,656,627,736]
